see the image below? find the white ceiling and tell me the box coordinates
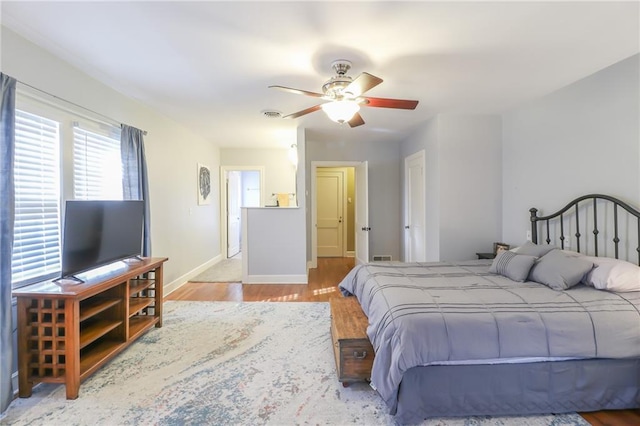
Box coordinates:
[2,1,638,149]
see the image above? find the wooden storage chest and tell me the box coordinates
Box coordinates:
[330,296,374,386]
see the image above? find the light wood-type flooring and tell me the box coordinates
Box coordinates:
[166,257,640,426]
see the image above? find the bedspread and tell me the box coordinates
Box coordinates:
[338,260,640,413]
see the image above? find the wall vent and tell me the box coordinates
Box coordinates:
[372,255,392,262]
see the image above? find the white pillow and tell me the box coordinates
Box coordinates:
[583,256,640,292]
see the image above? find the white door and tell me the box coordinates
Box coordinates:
[317,169,345,257]
[355,161,369,264]
[227,171,241,257]
[405,151,426,262]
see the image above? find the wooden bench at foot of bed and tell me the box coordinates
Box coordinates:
[330,297,374,386]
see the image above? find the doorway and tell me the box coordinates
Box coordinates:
[404,150,426,262]
[316,168,350,257]
[220,166,264,259]
[311,161,369,268]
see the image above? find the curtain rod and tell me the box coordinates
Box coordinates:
[16,78,148,136]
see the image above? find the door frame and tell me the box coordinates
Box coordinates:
[311,161,366,269]
[220,166,265,258]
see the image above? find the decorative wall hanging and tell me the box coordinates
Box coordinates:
[198,163,211,205]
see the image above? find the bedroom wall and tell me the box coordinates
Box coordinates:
[401,114,502,261]
[220,147,296,206]
[502,54,640,247]
[1,26,222,289]
[305,137,402,262]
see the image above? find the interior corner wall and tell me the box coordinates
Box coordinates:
[1,26,222,288]
[401,114,502,261]
[305,137,402,262]
[502,54,640,247]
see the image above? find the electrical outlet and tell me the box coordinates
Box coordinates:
[526,230,532,241]
[564,237,570,248]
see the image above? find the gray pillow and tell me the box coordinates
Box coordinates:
[489,251,537,282]
[516,241,557,257]
[528,249,594,290]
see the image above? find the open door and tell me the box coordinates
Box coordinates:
[227,171,241,258]
[355,161,369,264]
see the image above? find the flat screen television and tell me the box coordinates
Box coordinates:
[61,200,144,279]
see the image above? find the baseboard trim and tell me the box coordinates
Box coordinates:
[12,371,18,398]
[243,274,308,284]
[164,254,223,295]
[345,251,355,258]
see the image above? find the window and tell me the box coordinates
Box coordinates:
[73,126,123,200]
[11,96,125,288]
[11,110,61,287]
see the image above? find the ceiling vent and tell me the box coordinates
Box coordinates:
[262,110,282,118]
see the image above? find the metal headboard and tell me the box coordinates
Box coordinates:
[529,194,640,265]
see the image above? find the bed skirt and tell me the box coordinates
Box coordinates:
[394,358,640,424]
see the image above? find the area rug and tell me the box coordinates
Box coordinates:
[190,257,241,282]
[2,302,589,426]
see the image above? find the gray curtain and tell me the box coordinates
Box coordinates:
[0,73,16,414]
[121,125,151,256]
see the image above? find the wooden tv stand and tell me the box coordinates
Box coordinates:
[13,257,168,399]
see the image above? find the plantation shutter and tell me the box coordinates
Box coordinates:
[11,110,61,287]
[73,125,123,200]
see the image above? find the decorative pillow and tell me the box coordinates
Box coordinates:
[489,251,537,282]
[516,241,558,257]
[528,249,594,290]
[583,256,640,292]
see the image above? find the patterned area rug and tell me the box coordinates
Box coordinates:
[190,258,241,282]
[3,302,589,426]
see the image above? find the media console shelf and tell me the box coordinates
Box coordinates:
[13,257,168,399]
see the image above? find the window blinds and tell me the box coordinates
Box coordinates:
[73,126,123,200]
[12,110,61,287]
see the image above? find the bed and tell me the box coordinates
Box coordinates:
[338,194,640,424]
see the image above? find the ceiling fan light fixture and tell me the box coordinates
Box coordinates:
[321,100,360,124]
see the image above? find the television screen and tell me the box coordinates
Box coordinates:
[61,200,144,278]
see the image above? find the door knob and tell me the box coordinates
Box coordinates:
[339,216,342,223]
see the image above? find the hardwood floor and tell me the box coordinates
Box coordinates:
[165,257,640,426]
[166,257,355,302]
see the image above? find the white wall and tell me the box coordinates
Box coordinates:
[1,27,221,289]
[401,114,502,261]
[242,130,307,283]
[439,115,502,260]
[305,137,402,261]
[220,148,296,206]
[502,54,640,247]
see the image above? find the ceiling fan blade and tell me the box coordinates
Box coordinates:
[282,104,322,119]
[348,112,365,128]
[269,85,325,98]
[344,72,383,97]
[362,96,419,110]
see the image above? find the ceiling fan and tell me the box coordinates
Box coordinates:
[269,60,419,128]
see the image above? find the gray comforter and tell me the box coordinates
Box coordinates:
[338,260,640,413]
